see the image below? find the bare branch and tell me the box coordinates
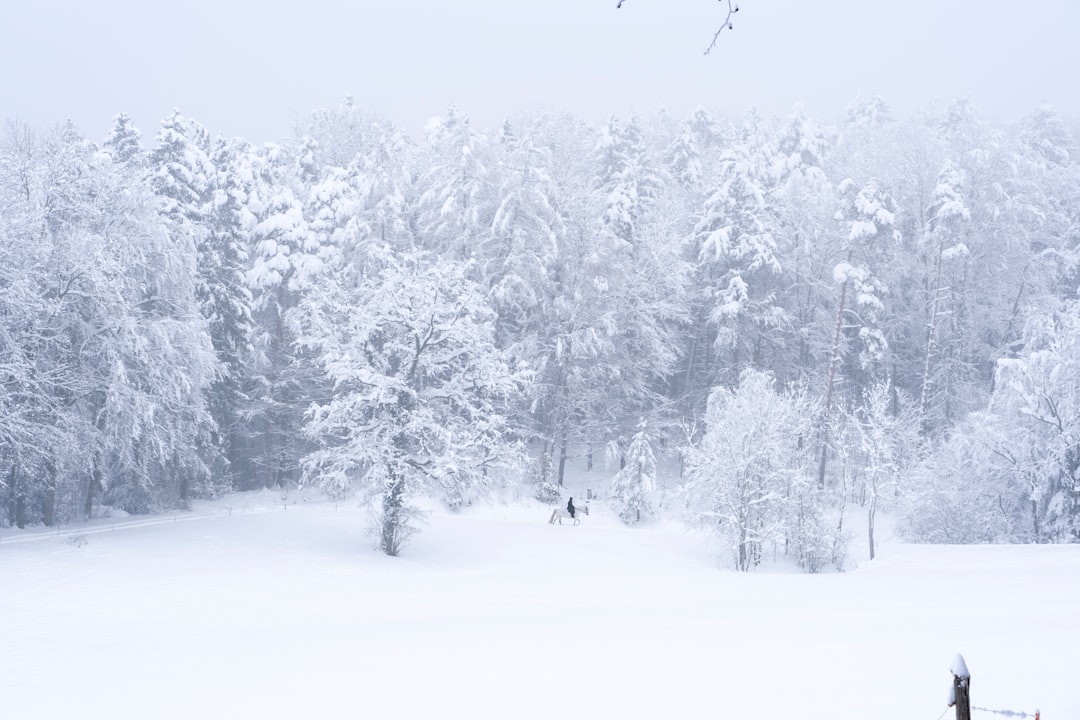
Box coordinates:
[617,0,739,54]
[705,1,739,55]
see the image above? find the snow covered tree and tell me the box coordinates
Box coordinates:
[667,123,703,189]
[774,106,830,188]
[901,308,1080,544]
[521,114,682,485]
[985,302,1080,541]
[918,161,970,432]
[245,147,323,489]
[351,126,415,260]
[300,255,528,555]
[103,112,144,167]
[692,130,785,387]
[610,419,658,524]
[484,129,564,349]
[0,124,75,527]
[203,137,257,485]
[683,370,819,571]
[818,179,898,486]
[415,108,495,261]
[0,123,218,522]
[296,94,397,171]
[839,381,919,559]
[150,111,214,227]
[770,109,836,386]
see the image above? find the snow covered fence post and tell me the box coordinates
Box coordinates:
[948,654,971,720]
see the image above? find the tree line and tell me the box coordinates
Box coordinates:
[1,96,1077,562]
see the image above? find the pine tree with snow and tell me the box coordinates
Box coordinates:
[150,111,213,226]
[691,125,786,388]
[818,178,898,486]
[415,108,495,261]
[610,419,657,524]
[103,112,144,167]
[245,148,323,489]
[203,137,257,485]
[919,161,970,432]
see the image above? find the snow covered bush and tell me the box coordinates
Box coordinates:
[682,370,822,571]
[534,480,563,504]
[897,420,1020,543]
[901,301,1080,544]
[784,485,848,573]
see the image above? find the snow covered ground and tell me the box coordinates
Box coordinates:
[2,486,1077,720]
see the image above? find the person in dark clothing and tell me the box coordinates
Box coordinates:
[567,497,575,519]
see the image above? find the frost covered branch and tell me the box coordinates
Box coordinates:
[616,0,739,55]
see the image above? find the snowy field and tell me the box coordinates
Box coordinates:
[2,488,1077,720]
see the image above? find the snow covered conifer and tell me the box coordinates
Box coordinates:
[692,130,785,386]
[918,161,970,432]
[415,108,495,261]
[485,130,564,348]
[817,178,898,486]
[610,419,657,524]
[104,112,144,167]
[203,137,257,484]
[245,153,322,489]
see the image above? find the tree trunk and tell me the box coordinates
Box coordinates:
[10,464,26,529]
[557,441,568,487]
[179,467,191,511]
[41,461,57,527]
[867,493,877,561]
[1031,498,1040,541]
[818,277,849,488]
[381,474,406,556]
[84,461,102,520]
[919,243,944,431]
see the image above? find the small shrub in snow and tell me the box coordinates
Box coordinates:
[534,481,562,504]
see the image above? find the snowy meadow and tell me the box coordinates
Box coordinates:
[2,481,1077,720]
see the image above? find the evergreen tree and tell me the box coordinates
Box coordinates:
[203,137,257,486]
[245,147,322,488]
[818,179,899,486]
[103,112,144,167]
[918,161,970,432]
[415,108,495,261]
[692,133,785,388]
[610,419,657,525]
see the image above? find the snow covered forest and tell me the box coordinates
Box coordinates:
[2,96,1079,560]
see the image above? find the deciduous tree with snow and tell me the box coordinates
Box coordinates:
[299,255,529,555]
[683,370,820,571]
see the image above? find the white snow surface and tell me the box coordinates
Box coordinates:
[2,485,1077,720]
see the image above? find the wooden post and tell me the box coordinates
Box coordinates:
[949,654,971,720]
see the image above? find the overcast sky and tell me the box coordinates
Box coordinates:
[2,0,1077,144]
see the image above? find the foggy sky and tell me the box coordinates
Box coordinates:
[1,0,1077,143]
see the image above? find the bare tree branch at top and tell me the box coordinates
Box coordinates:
[616,0,740,55]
